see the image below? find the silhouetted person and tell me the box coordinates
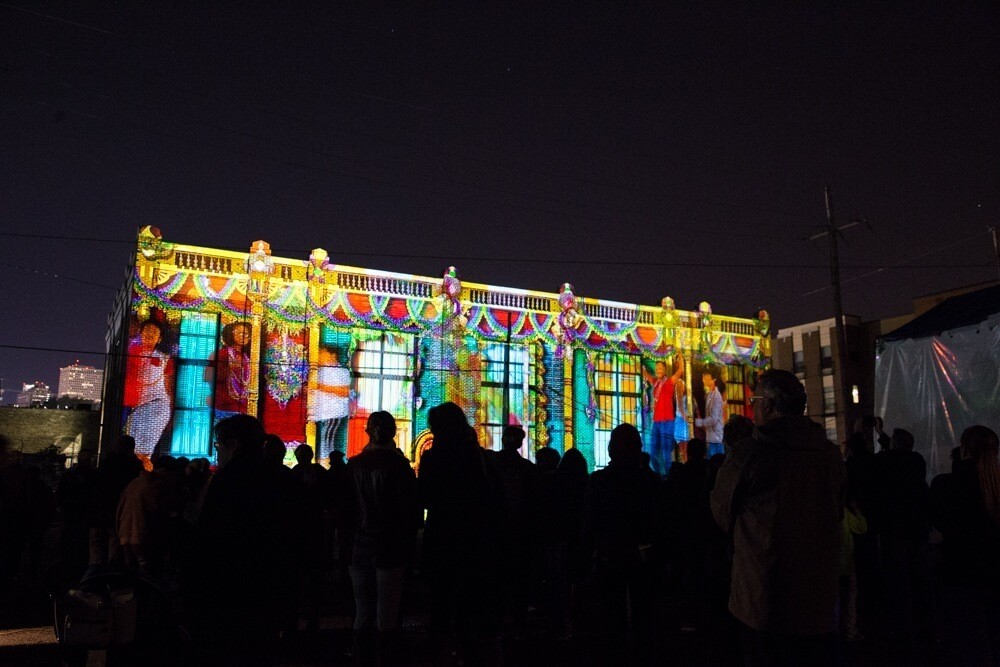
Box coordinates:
[491,424,537,636]
[0,436,32,604]
[262,433,305,639]
[557,447,589,635]
[584,423,661,662]
[532,446,567,636]
[872,427,930,639]
[57,449,99,577]
[291,443,331,635]
[193,414,292,666]
[711,369,846,667]
[929,425,1000,666]
[341,411,419,665]
[723,414,754,455]
[665,437,714,630]
[116,455,185,579]
[90,435,143,567]
[845,427,879,632]
[419,402,503,665]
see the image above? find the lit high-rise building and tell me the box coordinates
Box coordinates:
[58,362,104,402]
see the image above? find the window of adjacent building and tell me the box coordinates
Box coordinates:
[823,384,836,415]
[354,333,416,456]
[821,345,833,374]
[793,350,805,375]
[592,353,643,469]
[825,416,838,443]
[851,384,860,405]
[171,312,218,458]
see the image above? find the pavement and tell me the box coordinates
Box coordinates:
[0,569,948,667]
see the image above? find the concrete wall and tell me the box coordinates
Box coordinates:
[0,407,102,456]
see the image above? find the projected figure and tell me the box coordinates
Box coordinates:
[309,344,351,461]
[124,320,174,457]
[645,358,684,476]
[210,321,252,420]
[695,370,725,457]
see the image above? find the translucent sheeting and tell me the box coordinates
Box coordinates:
[875,316,1000,480]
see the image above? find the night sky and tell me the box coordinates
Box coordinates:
[2,2,998,398]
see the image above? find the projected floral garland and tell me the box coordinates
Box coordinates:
[131,265,765,367]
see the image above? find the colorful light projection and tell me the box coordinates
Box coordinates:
[118,228,769,469]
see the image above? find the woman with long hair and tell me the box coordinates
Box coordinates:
[930,425,1000,666]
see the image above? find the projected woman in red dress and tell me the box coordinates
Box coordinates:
[124,320,174,457]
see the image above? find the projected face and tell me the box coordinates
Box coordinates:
[654,361,667,379]
[140,322,163,349]
[231,323,251,346]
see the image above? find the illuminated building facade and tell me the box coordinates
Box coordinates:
[15,381,51,407]
[58,362,104,402]
[102,227,771,469]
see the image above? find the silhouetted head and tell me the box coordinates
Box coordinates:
[366,411,397,447]
[263,434,286,467]
[502,425,526,451]
[215,414,266,466]
[428,402,476,451]
[535,447,560,472]
[116,435,137,456]
[294,444,314,465]
[558,447,589,481]
[723,414,754,447]
[890,428,915,452]
[962,426,999,461]
[686,437,707,462]
[752,370,807,426]
[77,449,97,469]
[961,425,1000,524]
[608,423,642,465]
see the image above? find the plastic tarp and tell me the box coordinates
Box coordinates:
[875,314,1000,480]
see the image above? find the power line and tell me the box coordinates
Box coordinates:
[0,3,113,35]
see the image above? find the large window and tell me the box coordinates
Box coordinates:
[353,333,415,456]
[171,312,218,458]
[479,342,533,456]
[593,353,643,468]
[721,364,749,420]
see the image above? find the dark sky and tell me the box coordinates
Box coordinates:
[2,2,998,398]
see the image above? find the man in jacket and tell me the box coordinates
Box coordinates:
[711,369,846,666]
[341,410,420,664]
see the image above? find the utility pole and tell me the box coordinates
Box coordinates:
[990,226,1000,282]
[823,186,854,441]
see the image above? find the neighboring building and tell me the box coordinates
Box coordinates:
[773,316,863,445]
[101,226,772,469]
[15,381,51,407]
[774,280,1000,448]
[58,362,104,402]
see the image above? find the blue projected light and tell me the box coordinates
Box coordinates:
[171,313,219,459]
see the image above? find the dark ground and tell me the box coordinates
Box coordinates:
[0,522,947,666]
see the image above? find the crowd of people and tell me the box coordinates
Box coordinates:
[1,368,999,666]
